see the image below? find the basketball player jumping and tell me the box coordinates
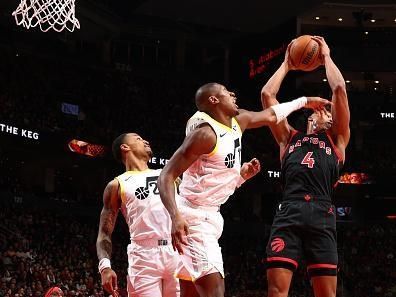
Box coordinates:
[262,36,349,297]
[158,82,331,297]
[96,133,181,297]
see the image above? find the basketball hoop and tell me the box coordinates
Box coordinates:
[12,0,80,33]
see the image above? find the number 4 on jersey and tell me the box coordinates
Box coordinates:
[301,152,315,168]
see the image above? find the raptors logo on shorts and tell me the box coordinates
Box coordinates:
[271,238,285,253]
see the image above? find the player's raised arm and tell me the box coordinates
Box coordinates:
[313,36,350,160]
[260,42,296,148]
[96,180,121,297]
[158,124,216,254]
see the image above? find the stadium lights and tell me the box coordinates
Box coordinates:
[322,78,327,82]
[346,80,351,83]
[364,31,369,35]
[338,18,343,22]
[374,80,380,84]
[315,16,320,20]
[370,19,376,23]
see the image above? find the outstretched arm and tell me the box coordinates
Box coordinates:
[313,36,350,160]
[237,96,329,132]
[158,124,216,254]
[96,180,121,296]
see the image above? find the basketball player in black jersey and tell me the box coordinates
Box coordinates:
[262,36,350,297]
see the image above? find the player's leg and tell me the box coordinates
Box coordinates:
[180,280,199,297]
[162,245,185,297]
[162,276,181,297]
[127,244,163,297]
[127,272,163,297]
[267,268,293,297]
[311,276,336,297]
[305,200,338,297]
[266,201,303,297]
[176,205,225,297]
[194,272,224,297]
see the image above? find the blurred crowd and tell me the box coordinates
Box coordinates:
[0,202,128,297]
[1,199,395,297]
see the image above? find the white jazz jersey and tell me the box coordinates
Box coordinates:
[115,169,171,241]
[179,111,243,207]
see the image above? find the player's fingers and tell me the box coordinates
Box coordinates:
[178,230,188,246]
[171,235,178,251]
[256,163,261,172]
[311,36,323,45]
[184,223,190,236]
[175,238,184,255]
[112,274,118,292]
[322,98,332,104]
[107,281,114,295]
[251,158,259,165]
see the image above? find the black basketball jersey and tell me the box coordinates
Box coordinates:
[281,131,342,200]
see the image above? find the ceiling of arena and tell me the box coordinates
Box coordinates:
[127,0,395,33]
[1,0,394,34]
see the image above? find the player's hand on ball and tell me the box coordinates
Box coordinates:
[306,97,332,111]
[240,158,261,181]
[100,268,119,297]
[311,36,330,63]
[171,213,189,255]
[284,40,297,71]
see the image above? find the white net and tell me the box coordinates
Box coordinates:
[12,0,80,33]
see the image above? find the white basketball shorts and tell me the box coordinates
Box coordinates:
[175,196,225,282]
[127,239,181,297]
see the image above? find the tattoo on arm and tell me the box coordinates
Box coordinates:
[96,181,120,260]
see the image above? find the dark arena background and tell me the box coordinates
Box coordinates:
[1,0,396,296]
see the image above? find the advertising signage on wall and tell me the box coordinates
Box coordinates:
[0,122,40,140]
[248,43,288,79]
[230,19,297,89]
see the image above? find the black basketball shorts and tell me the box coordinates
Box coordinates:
[266,195,338,277]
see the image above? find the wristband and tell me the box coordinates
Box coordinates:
[271,96,307,124]
[98,258,111,274]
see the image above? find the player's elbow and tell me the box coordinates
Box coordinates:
[157,171,166,192]
[261,89,272,108]
[332,83,346,97]
[158,170,172,193]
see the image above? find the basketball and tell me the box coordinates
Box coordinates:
[289,35,321,71]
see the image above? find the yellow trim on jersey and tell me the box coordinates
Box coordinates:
[207,141,218,157]
[232,118,242,134]
[124,168,152,174]
[197,112,233,132]
[175,272,194,282]
[114,177,126,204]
